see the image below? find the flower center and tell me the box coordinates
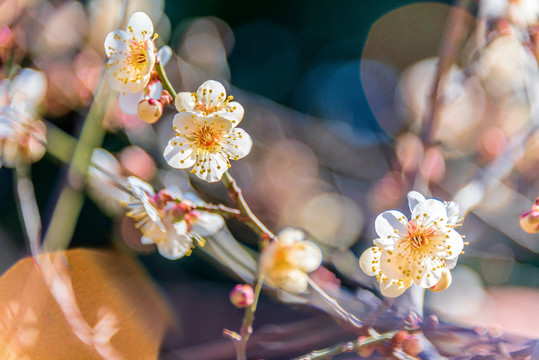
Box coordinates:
[403,220,439,255]
[194,126,222,151]
[129,40,147,71]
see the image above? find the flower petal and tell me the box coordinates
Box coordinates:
[379,276,412,298]
[277,228,305,245]
[104,30,128,57]
[374,210,408,246]
[118,91,143,115]
[412,257,443,288]
[163,136,196,169]
[441,229,464,259]
[444,201,461,225]
[359,246,381,276]
[287,240,323,273]
[172,112,199,135]
[196,80,227,109]
[411,199,447,228]
[213,101,244,124]
[157,45,172,65]
[127,176,155,197]
[126,12,154,42]
[380,248,411,279]
[273,267,309,294]
[191,213,224,236]
[221,128,252,161]
[175,92,196,112]
[407,191,426,214]
[192,151,229,183]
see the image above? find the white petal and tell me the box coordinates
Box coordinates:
[172,112,199,135]
[380,248,411,279]
[141,236,156,245]
[274,268,309,294]
[191,213,224,236]
[407,191,426,213]
[213,101,244,124]
[157,45,172,65]
[196,80,227,109]
[411,199,447,228]
[412,257,443,288]
[118,91,143,115]
[359,246,381,276]
[126,12,154,41]
[287,241,323,273]
[127,176,155,197]
[11,69,47,110]
[221,128,252,160]
[148,81,163,100]
[104,30,128,57]
[441,229,464,259]
[444,201,461,225]
[379,276,412,298]
[175,92,196,112]
[194,152,229,183]
[445,257,458,269]
[163,136,196,169]
[374,210,408,246]
[277,228,305,245]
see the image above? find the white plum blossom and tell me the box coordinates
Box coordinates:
[359,191,465,298]
[480,0,539,26]
[124,176,224,260]
[259,228,323,294]
[0,69,47,168]
[104,12,156,93]
[163,80,252,182]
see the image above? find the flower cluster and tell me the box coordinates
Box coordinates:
[0,69,47,168]
[124,176,224,260]
[164,80,252,182]
[259,228,323,294]
[360,191,464,297]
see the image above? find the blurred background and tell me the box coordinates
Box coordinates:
[1,0,539,358]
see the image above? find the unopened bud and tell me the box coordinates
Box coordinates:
[429,269,452,292]
[390,331,409,350]
[160,90,173,106]
[137,98,163,124]
[402,335,423,356]
[520,199,539,234]
[422,315,439,332]
[229,284,254,308]
[356,336,375,358]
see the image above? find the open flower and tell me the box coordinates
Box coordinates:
[259,228,323,294]
[359,191,464,297]
[0,69,47,168]
[124,176,224,260]
[163,80,252,182]
[104,12,156,93]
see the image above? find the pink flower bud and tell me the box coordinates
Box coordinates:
[402,335,423,356]
[229,284,254,308]
[356,336,375,358]
[520,199,539,234]
[137,98,163,124]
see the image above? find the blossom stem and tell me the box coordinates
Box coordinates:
[194,203,246,221]
[307,277,363,329]
[222,171,275,241]
[292,331,396,360]
[14,164,42,257]
[155,61,177,100]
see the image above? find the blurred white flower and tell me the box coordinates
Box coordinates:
[480,0,539,26]
[104,12,156,93]
[163,80,252,182]
[124,176,224,260]
[0,69,47,168]
[359,191,464,297]
[259,228,323,294]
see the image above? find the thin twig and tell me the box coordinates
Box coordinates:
[14,164,42,256]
